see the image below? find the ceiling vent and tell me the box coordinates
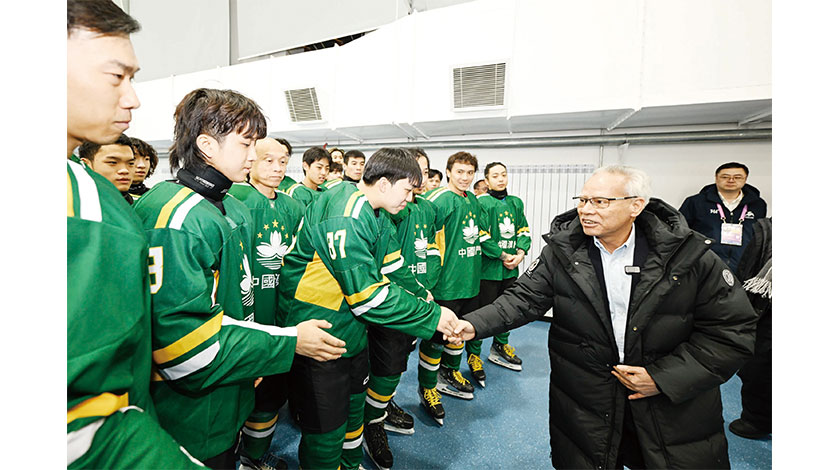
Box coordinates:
[284,87,323,122]
[452,62,507,110]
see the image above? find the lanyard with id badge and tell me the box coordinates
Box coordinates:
[717,204,748,246]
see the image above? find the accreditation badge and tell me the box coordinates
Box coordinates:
[720,223,743,246]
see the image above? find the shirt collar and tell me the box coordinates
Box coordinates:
[594,223,636,255]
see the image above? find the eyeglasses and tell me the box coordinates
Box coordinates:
[717,174,745,181]
[572,196,638,209]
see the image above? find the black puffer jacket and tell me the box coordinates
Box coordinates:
[463,198,757,469]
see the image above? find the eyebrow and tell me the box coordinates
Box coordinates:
[107,59,140,77]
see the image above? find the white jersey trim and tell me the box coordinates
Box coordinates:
[221,315,297,336]
[68,161,102,222]
[351,196,369,219]
[169,193,204,230]
[67,417,105,466]
[242,424,277,438]
[380,256,405,275]
[350,285,389,316]
[159,341,220,381]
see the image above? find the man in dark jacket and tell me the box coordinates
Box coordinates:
[453,165,757,469]
[679,162,767,272]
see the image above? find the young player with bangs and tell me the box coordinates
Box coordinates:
[133,88,346,468]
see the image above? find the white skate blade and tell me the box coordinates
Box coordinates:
[487,353,523,371]
[383,423,415,435]
[476,379,486,388]
[362,441,391,470]
[435,383,474,400]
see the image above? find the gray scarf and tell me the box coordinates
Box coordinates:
[742,258,771,299]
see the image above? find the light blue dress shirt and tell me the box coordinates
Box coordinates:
[593,223,636,363]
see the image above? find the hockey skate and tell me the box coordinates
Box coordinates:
[467,353,486,388]
[487,341,523,371]
[363,420,393,470]
[418,386,445,426]
[436,367,474,400]
[239,452,288,470]
[383,400,414,435]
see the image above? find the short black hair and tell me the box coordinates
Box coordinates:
[428,169,442,180]
[328,161,343,173]
[68,0,140,36]
[302,147,331,170]
[445,151,478,182]
[484,161,506,178]
[129,137,159,177]
[408,147,429,167]
[79,133,134,162]
[473,179,487,190]
[274,137,292,156]
[169,88,267,173]
[362,148,422,188]
[327,147,345,162]
[715,162,749,176]
[345,149,366,163]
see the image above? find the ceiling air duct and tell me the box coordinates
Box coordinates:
[284,87,323,122]
[452,62,506,110]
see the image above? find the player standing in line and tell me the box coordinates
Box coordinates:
[271,138,297,193]
[466,162,531,386]
[133,88,347,468]
[128,136,159,200]
[326,161,344,183]
[343,150,366,184]
[277,148,459,470]
[362,147,443,470]
[423,152,498,400]
[286,146,330,207]
[78,133,136,205]
[67,1,204,467]
[228,137,306,470]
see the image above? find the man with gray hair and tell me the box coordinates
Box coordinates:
[452,165,757,469]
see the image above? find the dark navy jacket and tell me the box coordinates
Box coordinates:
[678,183,767,272]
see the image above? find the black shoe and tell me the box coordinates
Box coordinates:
[239,453,288,470]
[487,341,523,371]
[436,367,474,399]
[418,386,445,426]
[729,419,771,440]
[363,421,393,470]
[467,353,486,388]
[384,400,414,435]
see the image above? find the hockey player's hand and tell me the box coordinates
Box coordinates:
[425,290,435,302]
[295,319,347,362]
[436,307,459,340]
[503,252,525,270]
[451,320,476,342]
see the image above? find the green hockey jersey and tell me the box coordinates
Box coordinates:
[277,183,442,357]
[133,181,299,460]
[384,194,441,295]
[228,183,304,326]
[423,187,491,300]
[285,182,321,207]
[319,178,344,192]
[277,175,297,192]
[477,193,532,281]
[67,159,156,440]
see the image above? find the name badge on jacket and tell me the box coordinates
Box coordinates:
[720,223,743,246]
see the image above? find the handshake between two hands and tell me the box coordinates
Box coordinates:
[436,307,475,344]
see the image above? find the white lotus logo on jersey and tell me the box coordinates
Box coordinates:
[462,219,479,244]
[499,217,515,239]
[240,255,254,307]
[414,230,428,259]
[256,231,288,270]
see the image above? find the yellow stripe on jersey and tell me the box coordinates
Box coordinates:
[345,425,364,440]
[517,227,530,234]
[67,171,75,217]
[245,414,279,430]
[295,251,344,311]
[366,388,393,403]
[152,312,223,365]
[345,278,389,306]
[419,351,441,365]
[151,369,164,382]
[436,225,446,265]
[155,187,193,229]
[67,392,128,424]
[343,191,364,217]
[383,250,401,264]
